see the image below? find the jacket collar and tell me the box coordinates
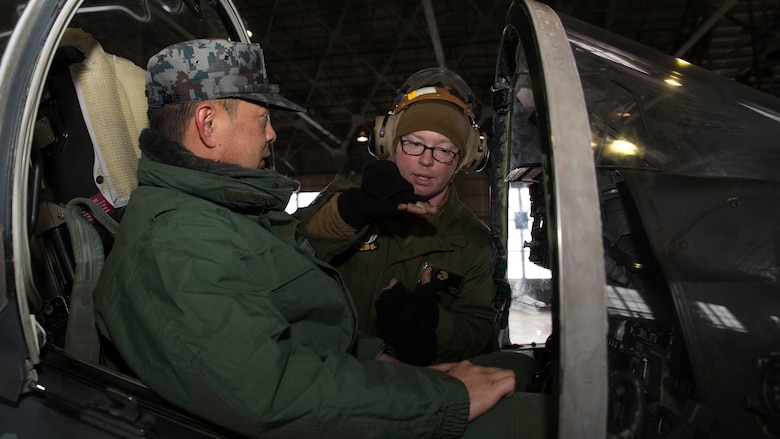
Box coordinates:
[137,128,300,213]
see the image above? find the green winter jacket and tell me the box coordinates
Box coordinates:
[94,129,469,439]
[297,174,496,363]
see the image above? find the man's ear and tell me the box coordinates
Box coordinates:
[194,102,218,149]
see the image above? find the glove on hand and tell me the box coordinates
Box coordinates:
[375,281,439,366]
[337,160,425,228]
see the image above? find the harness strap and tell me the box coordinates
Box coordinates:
[63,197,118,363]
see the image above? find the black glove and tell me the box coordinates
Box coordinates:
[375,281,439,366]
[337,160,425,228]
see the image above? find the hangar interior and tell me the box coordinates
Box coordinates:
[1,3,778,436]
[2,0,774,217]
[229,0,780,187]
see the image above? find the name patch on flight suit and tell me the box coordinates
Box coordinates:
[357,233,379,252]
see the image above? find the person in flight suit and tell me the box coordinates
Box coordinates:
[298,68,508,369]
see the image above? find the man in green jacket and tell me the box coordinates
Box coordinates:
[94,39,548,438]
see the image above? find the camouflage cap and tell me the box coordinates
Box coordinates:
[146,39,304,112]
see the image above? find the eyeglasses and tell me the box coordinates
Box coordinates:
[399,138,459,164]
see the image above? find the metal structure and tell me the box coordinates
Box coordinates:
[2,0,774,176]
[229,0,780,177]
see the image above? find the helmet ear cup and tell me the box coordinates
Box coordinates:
[477,133,490,171]
[458,128,489,173]
[368,112,400,159]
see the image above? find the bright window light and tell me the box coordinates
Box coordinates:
[694,301,747,333]
[607,286,654,320]
[609,139,638,156]
[664,77,682,87]
[285,191,319,213]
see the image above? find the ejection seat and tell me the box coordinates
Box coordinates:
[30,27,148,365]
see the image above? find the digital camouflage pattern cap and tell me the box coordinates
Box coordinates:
[146,39,304,112]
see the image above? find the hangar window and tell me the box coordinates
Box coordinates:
[507,182,552,346]
[285,191,318,213]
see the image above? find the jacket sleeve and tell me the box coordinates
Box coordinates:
[355,331,391,360]
[95,209,469,439]
[435,229,497,363]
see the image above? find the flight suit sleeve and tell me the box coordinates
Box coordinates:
[296,176,373,262]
